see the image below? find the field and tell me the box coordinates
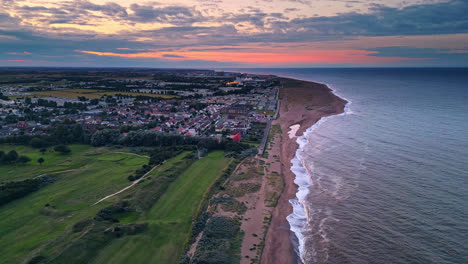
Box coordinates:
[0,144,112,182]
[0,144,149,264]
[92,151,231,264]
[26,89,177,99]
[0,144,230,264]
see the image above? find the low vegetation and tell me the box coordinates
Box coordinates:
[226,182,262,197]
[188,216,243,264]
[0,144,148,264]
[90,151,231,264]
[0,175,55,207]
[0,144,235,264]
[216,197,248,215]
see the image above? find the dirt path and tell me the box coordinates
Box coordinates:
[33,169,80,179]
[239,162,269,264]
[93,163,160,205]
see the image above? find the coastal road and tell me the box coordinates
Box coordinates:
[258,86,281,155]
[258,120,272,155]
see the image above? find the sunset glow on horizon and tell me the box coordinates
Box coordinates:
[78,49,417,65]
[1,0,468,67]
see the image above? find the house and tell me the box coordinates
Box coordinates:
[232,133,241,143]
[220,104,253,116]
[17,121,28,129]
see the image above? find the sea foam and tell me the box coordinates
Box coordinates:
[286,83,350,264]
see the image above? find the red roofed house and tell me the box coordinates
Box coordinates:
[17,121,28,129]
[232,133,241,143]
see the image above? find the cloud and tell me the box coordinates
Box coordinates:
[281,0,468,38]
[162,54,186,58]
[73,0,128,17]
[366,46,468,66]
[128,4,203,25]
[1,0,468,67]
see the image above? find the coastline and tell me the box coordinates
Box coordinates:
[262,77,347,264]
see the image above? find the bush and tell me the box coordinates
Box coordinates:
[211,197,247,214]
[95,201,131,222]
[192,212,212,238]
[226,183,261,197]
[30,138,49,148]
[203,216,240,240]
[191,216,242,264]
[72,218,93,233]
[2,150,18,164]
[54,145,71,154]
[17,155,31,164]
[0,175,55,207]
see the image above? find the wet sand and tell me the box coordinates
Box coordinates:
[261,78,347,264]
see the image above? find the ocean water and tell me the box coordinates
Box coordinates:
[229,68,468,263]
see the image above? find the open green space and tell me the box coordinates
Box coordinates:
[0,144,148,264]
[0,144,230,264]
[92,151,231,264]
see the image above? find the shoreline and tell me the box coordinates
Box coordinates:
[262,77,347,264]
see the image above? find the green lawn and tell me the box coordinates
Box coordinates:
[0,145,230,264]
[0,144,96,182]
[92,151,231,264]
[0,144,149,264]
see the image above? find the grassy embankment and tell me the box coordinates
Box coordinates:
[0,144,230,264]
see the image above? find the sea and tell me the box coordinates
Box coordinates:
[225,68,468,263]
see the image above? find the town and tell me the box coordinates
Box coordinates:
[0,68,279,148]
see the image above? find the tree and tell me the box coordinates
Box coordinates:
[54,125,68,143]
[37,157,45,165]
[17,155,31,164]
[30,138,48,148]
[40,148,47,155]
[91,129,120,146]
[3,150,18,163]
[54,145,71,154]
[72,124,85,142]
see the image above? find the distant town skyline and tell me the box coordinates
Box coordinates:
[1,0,468,67]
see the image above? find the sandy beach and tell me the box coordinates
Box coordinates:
[261,78,347,264]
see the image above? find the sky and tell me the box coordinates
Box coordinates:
[1,0,468,68]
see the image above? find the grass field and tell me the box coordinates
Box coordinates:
[0,145,103,182]
[0,144,149,264]
[92,151,231,264]
[0,145,230,264]
[26,89,177,99]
